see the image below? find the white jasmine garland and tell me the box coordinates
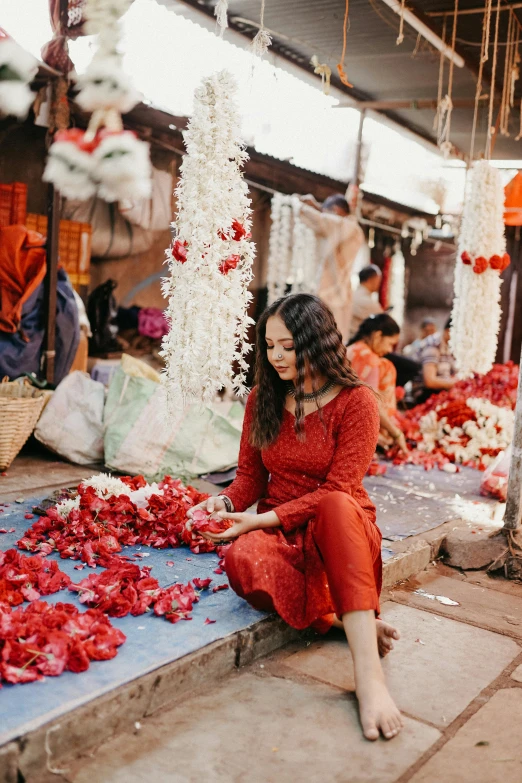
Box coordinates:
[0,37,38,119]
[389,247,406,327]
[450,161,507,376]
[160,70,255,403]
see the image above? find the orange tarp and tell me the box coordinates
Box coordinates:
[504,172,522,226]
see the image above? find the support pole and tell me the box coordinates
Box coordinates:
[503,344,522,530]
[42,184,60,385]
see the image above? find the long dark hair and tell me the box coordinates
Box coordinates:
[348,313,400,346]
[250,294,363,448]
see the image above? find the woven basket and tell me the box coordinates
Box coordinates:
[0,379,47,471]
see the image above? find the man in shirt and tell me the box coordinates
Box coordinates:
[403,318,437,362]
[413,318,457,404]
[300,193,365,343]
[349,265,383,340]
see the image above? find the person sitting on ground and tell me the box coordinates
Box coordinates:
[299,193,364,343]
[347,313,408,454]
[349,265,383,340]
[413,317,457,404]
[403,318,437,361]
[187,293,403,742]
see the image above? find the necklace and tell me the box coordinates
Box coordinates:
[285,379,335,402]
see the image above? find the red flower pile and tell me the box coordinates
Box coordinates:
[461,251,510,274]
[182,509,234,554]
[70,560,161,617]
[390,362,518,470]
[153,581,197,624]
[0,600,126,685]
[18,476,210,565]
[0,549,71,606]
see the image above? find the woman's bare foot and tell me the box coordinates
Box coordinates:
[356,675,404,740]
[332,616,400,658]
[376,619,400,657]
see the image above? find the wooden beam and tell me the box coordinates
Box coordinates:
[335,98,487,110]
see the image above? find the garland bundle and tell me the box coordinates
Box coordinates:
[267,193,317,305]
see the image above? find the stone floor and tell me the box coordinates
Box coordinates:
[55,562,522,783]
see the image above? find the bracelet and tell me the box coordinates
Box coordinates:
[220,495,233,513]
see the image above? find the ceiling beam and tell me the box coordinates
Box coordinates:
[335,98,487,110]
[428,2,522,15]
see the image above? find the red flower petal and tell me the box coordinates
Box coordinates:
[212,584,229,593]
[204,618,216,624]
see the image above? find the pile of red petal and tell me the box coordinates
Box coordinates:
[70,560,161,617]
[0,549,71,606]
[390,362,518,471]
[0,600,126,685]
[182,509,234,554]
[18,475,210,565]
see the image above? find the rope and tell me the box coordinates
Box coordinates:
[434,15,447,134]
[486,0,502,159]
[436,0,459,156]
[470,0,493,159]
[337,0,353,88]
[396,0,406,45]
[310,55,332,95]
[500,10,515,135]
[251,0,272,57]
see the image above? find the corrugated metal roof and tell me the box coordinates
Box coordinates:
[179,0,522,159]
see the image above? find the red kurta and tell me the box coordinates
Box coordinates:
[223,385,381,630]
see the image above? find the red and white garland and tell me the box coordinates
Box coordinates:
[161,70,255,402]
[267,193,317,305]
[43,0,151,203]
[450,161,510,376]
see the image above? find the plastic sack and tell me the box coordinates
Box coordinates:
[103,368,244,480]
[480,445,512,502]
[34,372,105,465]
[119,168,173,231]
[63,198,153,259]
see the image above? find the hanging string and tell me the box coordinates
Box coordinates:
[470,0,493,160]
[251,0,272,57]
[500,10,515,136]
[310,55,332,95]
[396,0,406,45]
[337,0,353,88]
[516,98,522,140]
[214,0,228,37]
[411,32,422,58]
[437,0,459,157]
[434,15,447,135]
[486,0,501,160]
[510,26,520,108]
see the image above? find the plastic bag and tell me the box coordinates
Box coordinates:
[34,372,105,465]
[480,446,511,502]
[103,368,244,480]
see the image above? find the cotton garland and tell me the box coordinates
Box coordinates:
[266,193,317,305]
[450,160,510,377]
[161,70,255,403]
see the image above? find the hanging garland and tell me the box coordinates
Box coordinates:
[0,28,38,120]
[266,193,317,305]
[450,160,510,377]
[43,0,151,203]
[389,245,406,327]
[160,70,255,403]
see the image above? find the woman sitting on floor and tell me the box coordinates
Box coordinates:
[187,293,403,742]
[346,313,408,454]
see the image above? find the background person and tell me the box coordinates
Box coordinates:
[347,314,408,454]
[403,318,437,361]
[188,293,403,742]
[413,317,457,404]
[349,265,383,340]
[300,193,364,343]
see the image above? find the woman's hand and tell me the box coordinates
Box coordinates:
[199,512,258,544]
[393,431,409,454]
[186,495,229,520]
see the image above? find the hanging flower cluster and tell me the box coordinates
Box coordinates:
[0,549,71,606]
[0,28,38,120]
[266,193,317,305]
[18,474,210,565]
[388,247,406,327]
[450,161,509,376]
[160,70,255,402]
[0,601,126,685]
[43,0,151,202]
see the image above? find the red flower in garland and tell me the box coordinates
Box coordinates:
[461,251,472,265]
[219,219,251,242]
[501,252,511,271]
[489,254,503,270]
[172,239,188,264]
[473,256,488,274]
[219,255,240,275]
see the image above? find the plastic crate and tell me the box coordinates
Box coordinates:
[25,213,92,292]
[0,182,27,227]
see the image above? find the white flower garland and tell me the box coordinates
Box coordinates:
[450,161,508,377]
[389,247,406,327]
[266,193,317,305]
[160,70,255,403]
[419,397,514,469]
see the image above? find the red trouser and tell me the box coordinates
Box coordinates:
[225,491,381,630]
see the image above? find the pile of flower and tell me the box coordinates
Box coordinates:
[182,508,234,554]
[390,363,518,471]
[18,474,210,565]
[0,549,71,606]
[0,600,126,685]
